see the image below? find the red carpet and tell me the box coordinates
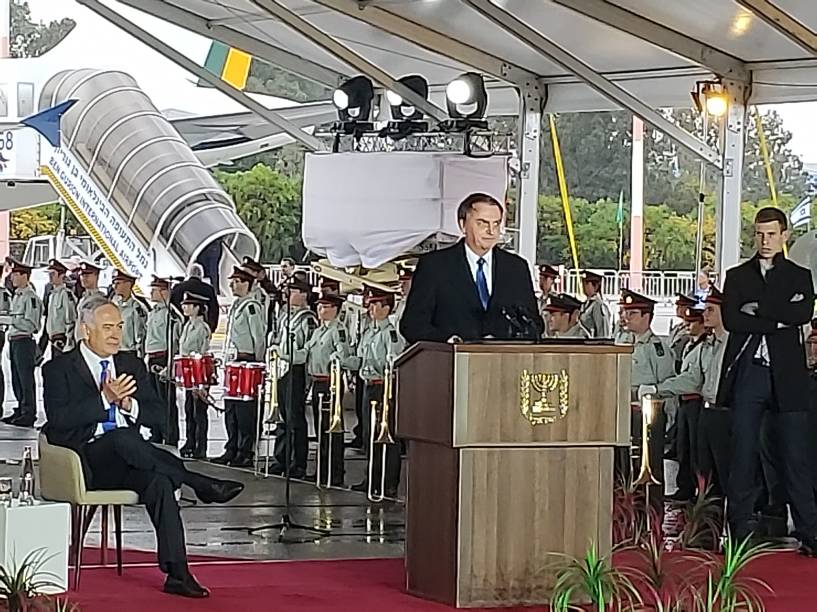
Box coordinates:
[68,551,817,611]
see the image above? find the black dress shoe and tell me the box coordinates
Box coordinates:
[229,455,254,468]
[192,450,207,460]
[0,414,18,425]
[267,462,285,476]
[164,574,210,598]
[351,481,368,493]
[210,453,234,465]
[289,467,307,480]
[9,416,35,428]
[196,479,244,504]
[799,536,817,557]
[180,447,194,459]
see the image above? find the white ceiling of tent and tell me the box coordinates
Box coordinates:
[116,0,817,112]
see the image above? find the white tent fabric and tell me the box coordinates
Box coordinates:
[302,152,508,268]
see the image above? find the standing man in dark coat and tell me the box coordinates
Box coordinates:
[170,264,219,333]
[717,207,817,553]
[400,193,543,344]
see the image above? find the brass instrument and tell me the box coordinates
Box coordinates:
[634,395,660,487]
[368,362,398,503]
[255,347,280,477]
[316,359,345,489]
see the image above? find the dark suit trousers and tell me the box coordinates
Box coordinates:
[84,428,187,572]
[310,379,344,485]
[10,338,36,419]
[727,361,817,538]
[362,384,401,492]
[697,407,730,498]
[273,366,307,471]
[147,355,177,445]
[676,397,702,497]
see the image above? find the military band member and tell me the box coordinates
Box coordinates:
[268,277,317,477]
[613,306,635,344]
[543,293,589,338]
[579,270,611,338]
[669,293,696,371]
[537,264,559,337]
[5,259,42,428]
[74,261,104,340]
[178,293,213,460]
[145,276,182,444]
[639,289,730,498]
[111,269,149,371]
[243,256,280,334]
[213,266,266,468]
[346,287,405,498]
[42,259,77,357]
[305,293,353,485]
[620,289,676,503]
[0,270,11,413]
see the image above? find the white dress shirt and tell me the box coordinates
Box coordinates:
[754,260,772,365]
[79,342,140,439]
[464,244,493,295]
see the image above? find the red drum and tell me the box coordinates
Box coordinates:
[175,354,216,390]
[223,362,266,400]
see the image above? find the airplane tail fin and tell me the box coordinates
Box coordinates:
[200,41,252,90]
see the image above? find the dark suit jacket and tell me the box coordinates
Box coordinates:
[717,253,815,412]
[42,347,164,479]
[400,241,543,343]
[170,277,219,332]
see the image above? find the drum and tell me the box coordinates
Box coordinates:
[189,353,216,388]
[174,356,195,390]
[223,362,266,400]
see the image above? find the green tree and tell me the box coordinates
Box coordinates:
[9,203,83,240]
[245,60,332,103]
[215,164,303,261]
[10,0,75,58]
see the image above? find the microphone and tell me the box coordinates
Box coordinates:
[514,305,538,340]
[501,306,524,339]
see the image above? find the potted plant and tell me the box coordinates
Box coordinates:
[0,549,74,612]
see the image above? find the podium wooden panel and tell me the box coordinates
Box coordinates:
[396,342,631,608]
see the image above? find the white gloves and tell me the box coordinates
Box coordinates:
[638,384,657,400]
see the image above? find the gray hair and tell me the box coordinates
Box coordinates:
[188,263,204,279]
[79,295,117,328]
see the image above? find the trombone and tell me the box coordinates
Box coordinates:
[368,362,397,503]
[316,359,344,489]
[634,395,661,531]
[255,347,280,477]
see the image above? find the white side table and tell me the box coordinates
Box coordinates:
[0,502,70,593]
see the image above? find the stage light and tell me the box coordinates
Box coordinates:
[332,75,374,123]
[387,75,428,122]
[442,72,488,133]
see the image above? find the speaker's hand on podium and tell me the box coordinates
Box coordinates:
[637,384,657,400]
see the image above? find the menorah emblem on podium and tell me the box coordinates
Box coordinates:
[519,369,570,425]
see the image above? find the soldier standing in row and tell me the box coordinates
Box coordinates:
[621,289,676,505]
[0,269,11,414]
[269,277,317,478]
[537,264,559,337]
[111,269,149,372]
[305,293,353,486]
[348,287,405,498]
[43,259,77,357]
[543,294,589,338]
[579,270,611,338]
[145,276,181,444]
[5,259,42,428]
[669,293,696,371]
[178,292,213,459]
[213,266,266,468]
[75,262,103,340]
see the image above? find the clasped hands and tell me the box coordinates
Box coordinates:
[102,372,137,412]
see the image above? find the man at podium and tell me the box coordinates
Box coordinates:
[400,192,543,343]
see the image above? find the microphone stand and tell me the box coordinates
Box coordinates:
[241,275,329,542]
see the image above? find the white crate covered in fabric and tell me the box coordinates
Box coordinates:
[302,152,508,269]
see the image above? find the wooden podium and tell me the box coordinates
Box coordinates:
[395,342,632,608]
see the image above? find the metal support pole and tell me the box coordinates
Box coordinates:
[516,81,546,266]
[76,0,326,152]
[716,81,749,276]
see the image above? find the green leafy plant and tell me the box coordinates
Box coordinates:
[709,532,773,611]
[0,549,63,612]
[678,474,724,551]
[550,542,644,611]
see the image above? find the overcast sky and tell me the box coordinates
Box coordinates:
[23,0,817,164]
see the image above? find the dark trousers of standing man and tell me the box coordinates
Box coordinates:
[85,428,194,573]
[310,378,345,486]
[350,372,365,448]
[362,383,401,496]
[9,337,36,424]
[147,353,177,445]
[182,392,209,458]
[222,354,258,466]
[273,365,307,474]
[697,405,730,498]
[675,395,703,499]
[727,359,817,539]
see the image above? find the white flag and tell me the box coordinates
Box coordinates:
[790,197,811,228]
